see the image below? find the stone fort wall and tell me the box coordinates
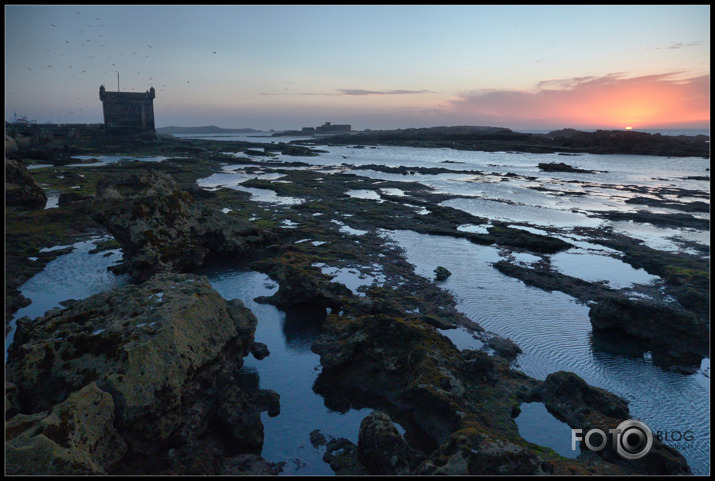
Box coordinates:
[99,85,156,131]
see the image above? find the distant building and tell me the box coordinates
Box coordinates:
[99,84,156,139]
[315,121,351,133]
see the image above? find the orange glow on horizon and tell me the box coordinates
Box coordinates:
[446,73,709,129]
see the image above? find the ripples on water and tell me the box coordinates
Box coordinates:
[197,267,373,475]
[14,135,710,474]
[384,229,709,474]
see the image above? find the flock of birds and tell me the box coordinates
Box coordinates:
[14,9,218,122]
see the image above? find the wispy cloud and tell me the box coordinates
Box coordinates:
[444,72,709,128]
[651,41,702,50]
[336,89,436,96]
[257,88,436,97]
[668,41,701,49]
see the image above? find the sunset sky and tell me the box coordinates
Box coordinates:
[4,5,710,131]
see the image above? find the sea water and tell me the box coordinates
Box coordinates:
[11,136,709,474]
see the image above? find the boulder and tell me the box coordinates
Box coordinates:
[6,382,126,475]
[416,429,541,475]
[588,296,708,363]
[58,191,93,206]
[323,437,366,475]
[250,341,270,360]
[254,250,352,309]
[434,266,452,281]
[5,158,47,208]
[91,170,277,282]
[528,371,691,475]
[6,272,278,474]
[358,410,424,474]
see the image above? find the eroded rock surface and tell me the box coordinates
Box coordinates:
[91,170,277,282]
[6,272,279,475]
[309,308,692,475]
[5,158,48,208]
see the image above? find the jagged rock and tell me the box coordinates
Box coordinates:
[323,437,366,475]
[434,266,452,281]
[221,454,285,475]
[527,371,691,475]
[358,410,424,474]
[254,251,352,309]
[588,296,708,363]
[6,272,277,474]
[250,341,270,360]
[5,158,47,208]
[91,170,277,282]
[309,429,328,447]
[6,382,126,475]
[58,191,93,206]
[416,429,541,475]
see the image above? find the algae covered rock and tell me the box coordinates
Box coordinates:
[6,382,126,475]
[528,371,691,475]
[434,266,452,282]
[6,272,277,474]
[358,410,425,474]
[588,296,709,364]
[92,169,276,282]
[5,158,48,208]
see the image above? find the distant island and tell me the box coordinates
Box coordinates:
[156,125,267,135]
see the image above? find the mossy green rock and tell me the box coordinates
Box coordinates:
[6,272,259,461]
[92,170,276,282]
[6,382,126,474]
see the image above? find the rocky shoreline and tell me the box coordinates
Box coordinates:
[294,126,710,158]
[5,130,707,474]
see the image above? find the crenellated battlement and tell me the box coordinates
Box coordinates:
[99,84,156,138]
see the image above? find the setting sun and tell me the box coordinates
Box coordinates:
[626,126,632,130]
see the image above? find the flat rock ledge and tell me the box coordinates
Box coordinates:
[5,272,281,475]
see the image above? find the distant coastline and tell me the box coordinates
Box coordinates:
[156,125,267,135]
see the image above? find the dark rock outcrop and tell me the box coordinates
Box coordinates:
[5,158,48,208]
[526,371,691,475]
[588,296,709,364]
[91,170,277,283]
[538,161,597,173]
[358,410,425,474]
[253,250,352,309]
[434,266,452,281]
[6,272,278,475]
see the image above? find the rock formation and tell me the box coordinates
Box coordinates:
[6,272,280,475]
[5,158,48,208]
[91,170,278,282]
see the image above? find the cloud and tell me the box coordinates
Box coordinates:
[668,41,701,50]
[336,89,436,96]
[257,88,436,98]
[444,72,710,128]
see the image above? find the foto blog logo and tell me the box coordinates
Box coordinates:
[572,419,654,460]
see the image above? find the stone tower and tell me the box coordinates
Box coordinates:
[99,85,156,138]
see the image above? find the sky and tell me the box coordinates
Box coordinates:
[4,5,710,131]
